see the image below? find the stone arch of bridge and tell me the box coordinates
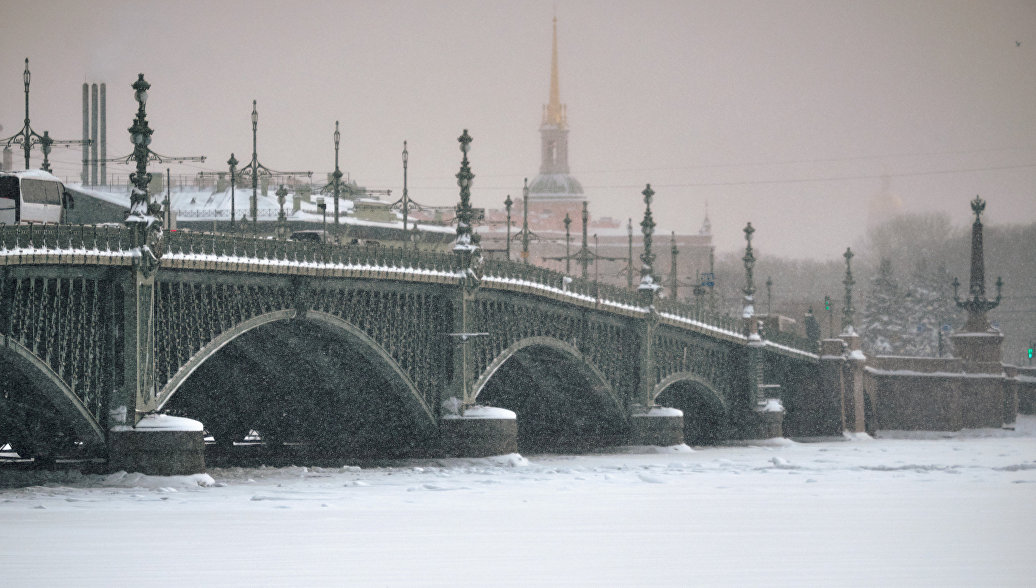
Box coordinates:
[0,339,106,450]
[473,336,628,452]
[653,371,729,445]
[156,309,435,431]
[473,336,623,414]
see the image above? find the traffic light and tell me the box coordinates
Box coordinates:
[1028,346,1033,361]
[824,295,831,311]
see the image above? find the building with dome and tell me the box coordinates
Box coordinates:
[524,16,587,231]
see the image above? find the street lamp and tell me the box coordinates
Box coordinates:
[250,102,259,234]
[453,129,477,251]
[842,247,855,333]
[127,74,154,223]
[766,276,773,315]
[1,59,89,171]
[638,184,658,291]
[401,140,409,236]
[503,194,513,260]
[276,184,288,240]
[332,121,344,231]
[40,130,52,172]
[317,199,327,241]
[227,153,238,232]
[563,212,572,275]
[741,222,756,321]
[241,100,312,236]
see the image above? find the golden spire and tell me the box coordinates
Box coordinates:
[544,15,566,128]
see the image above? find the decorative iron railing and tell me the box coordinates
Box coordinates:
[481,259,642,309]
[655,297,744,335]
[762,328,820,356]
[0,223,134,253]
[163,231,463,274]
[0,224,819,355]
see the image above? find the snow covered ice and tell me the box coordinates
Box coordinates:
[2,418,1035,587]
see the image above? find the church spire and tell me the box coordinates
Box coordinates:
[544,16,566,128]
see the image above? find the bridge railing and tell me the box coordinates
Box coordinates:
[481,259,642,308]
[762,328,820,356]
[654,297,744,334]
[163,231,464,274]
[0,223,134,253]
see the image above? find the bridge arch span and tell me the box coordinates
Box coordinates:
[0,340,106,455]
[474,336,628,452]
[159,309,436,453]
[654,371,729,445]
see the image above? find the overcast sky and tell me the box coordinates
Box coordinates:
[2,0,1033,258]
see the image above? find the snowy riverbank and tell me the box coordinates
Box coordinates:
[2,418,1034,587]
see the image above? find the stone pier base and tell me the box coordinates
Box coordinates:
[734,400,786,440]
[440,406,518,457]
[629,406,685,446]
[108,414,206,476]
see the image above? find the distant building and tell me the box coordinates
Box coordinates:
[479,16,713,299]
[524,16,586,232]
[866,175,904,229]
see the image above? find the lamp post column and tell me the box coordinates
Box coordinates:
[276,184,288,240]
[563,213,572,275]
[630,183,683,446]
[441,129,516,457]
[503,194,513,261]
[227,154,238,232]
[250,101,259,235]
[40,131,52,172]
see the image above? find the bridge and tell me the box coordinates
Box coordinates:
[0,223,823,473]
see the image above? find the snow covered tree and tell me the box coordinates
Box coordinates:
[862,258,905,354]
[899,259,957,357]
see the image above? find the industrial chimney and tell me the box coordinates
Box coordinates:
[99,83,106,186]
[82,83,89,184]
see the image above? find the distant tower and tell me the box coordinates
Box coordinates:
[526,16,585,230]
[866,175,904,229]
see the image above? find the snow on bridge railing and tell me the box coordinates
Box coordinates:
[162,231,463,274]
[761,329,820,358]
[654,297,745,337]
[481,259,643,310]
[0,223,134,254]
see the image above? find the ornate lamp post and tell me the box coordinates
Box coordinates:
[227,153,238,232]
[503,194,513,260]
[519,178,533,262]
[741,222,756,324]
[127,74,154,222]
[627,218,634,290]
[669,232,679,300]
[952,196,1003,332]
[332,122,344,231]
[638,184,659,295]
[250,102,259,233]
[317,199,327,240]
[2,59,89,171]
[40,131,52,172]
[400,140,409,236]
[276,184,288,239]
[240,100,312,236]
[454,129,477,251]
[841,247,856,333]
[563,212,572,274]
[766,276,773,315]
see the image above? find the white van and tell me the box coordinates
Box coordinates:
[0,170,72,225]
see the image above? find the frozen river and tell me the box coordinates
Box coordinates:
[2,419,1035,587]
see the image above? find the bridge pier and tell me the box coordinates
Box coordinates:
[108,414,206,475]
[629,406,684,446]
[440,405,518,457]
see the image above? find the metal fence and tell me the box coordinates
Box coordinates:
[0,224,818,355]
